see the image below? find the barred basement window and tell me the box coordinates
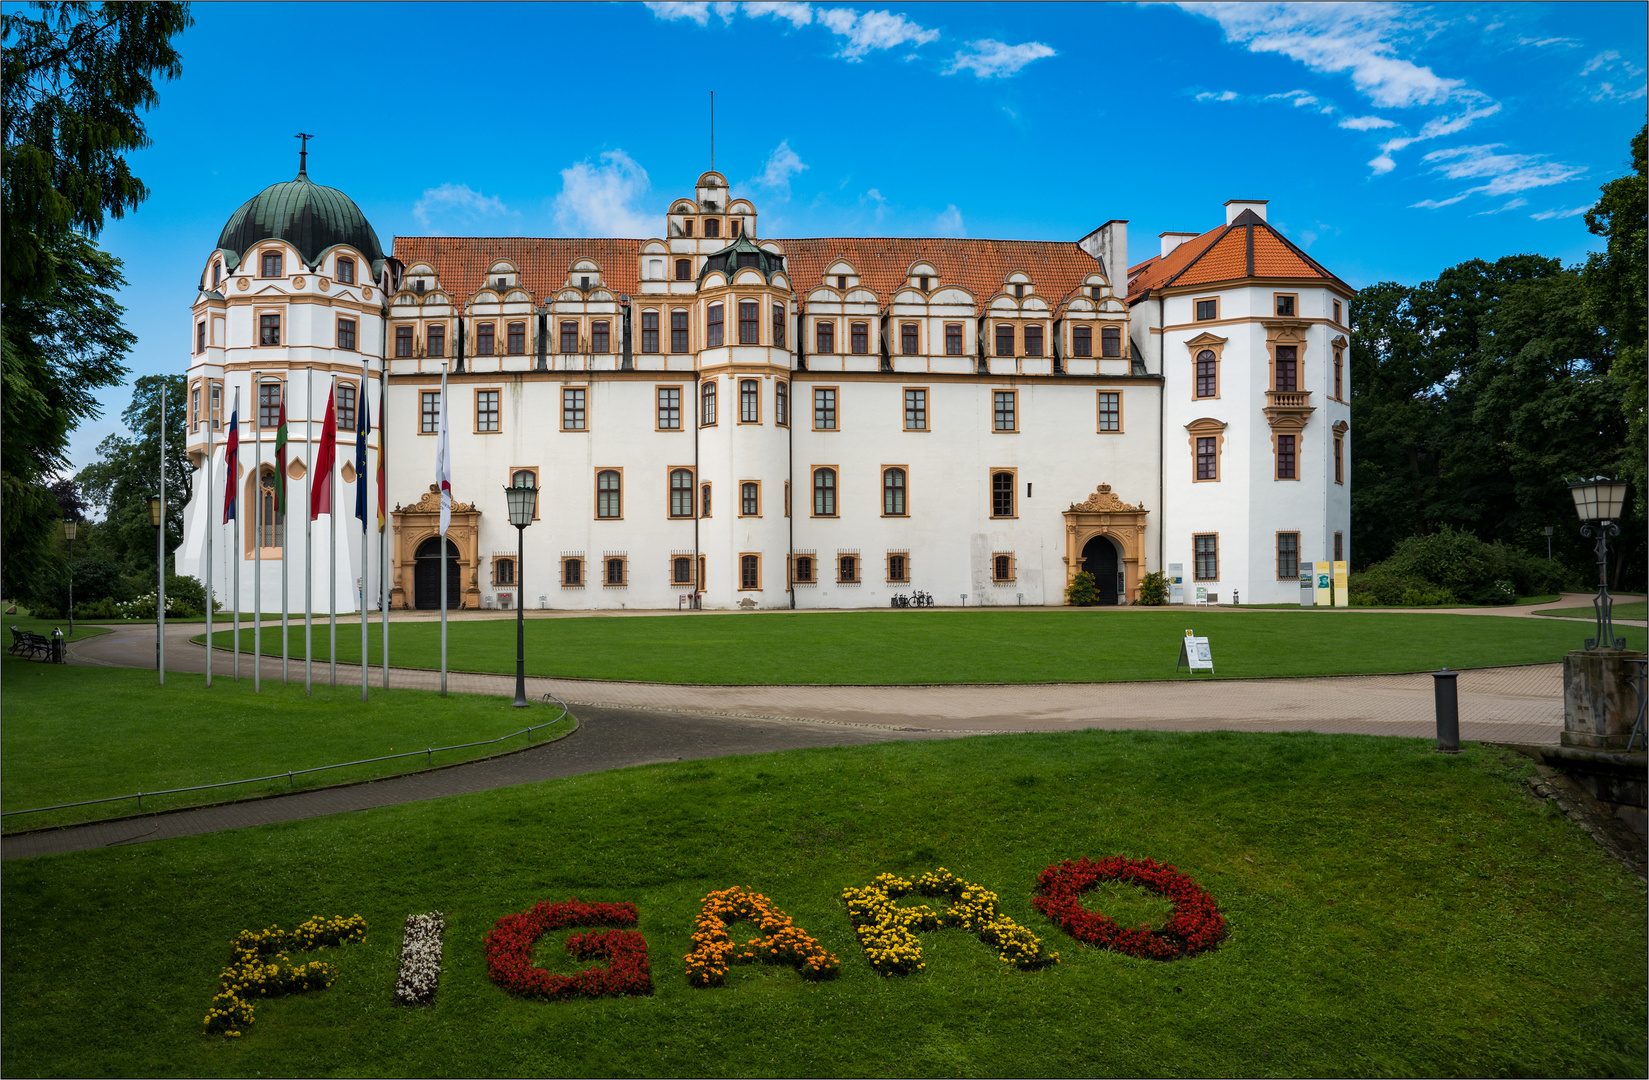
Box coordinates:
[641,310,659,353]
[993,554,1014,583]
[562,387,586,430]
[1277,532,1300,580]
[672,556,694,585]
[837,554,858,583]
[476,323,494,355]
[671,310,689,353]
[495,557,515,585]
[476,390,499,433]
[1194,534,1219,581]
[793,555,814,583]
[888,553,909,583]
[507,322,526,354]
[605,557,626,585]
[427,324,445,357]
[564,557,584,586]
[396,326,413,357]
[1072,326,1092,357]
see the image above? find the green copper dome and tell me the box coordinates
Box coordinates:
[216,171,384,270]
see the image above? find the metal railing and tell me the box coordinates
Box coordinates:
[2,692,573,821]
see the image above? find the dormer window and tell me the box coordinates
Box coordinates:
[836,275,847,290]
[497,276,507,288]
[581,276,590,290]
[1090,286,1101,300]
[337,257,355,284]
[1014,283,1025,299]
[260,251,282,278]
[920,276,930,291]
[212,261,222,288]
[705,218,721,238]
[737,252,758,269]
[415,279,426,293]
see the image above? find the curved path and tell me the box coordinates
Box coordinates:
[3,612,1578,860]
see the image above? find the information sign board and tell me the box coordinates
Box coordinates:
[1169,563,1185,605]
[1300,561,1316,607]
[1332,561,1349,607]
[1315,564,1332,607]
[1177,629,1214,673]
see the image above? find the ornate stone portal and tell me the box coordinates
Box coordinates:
[390,485,481,609]
[1062,483,1150,604]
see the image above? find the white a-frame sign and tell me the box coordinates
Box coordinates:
[1177,629,1214,674]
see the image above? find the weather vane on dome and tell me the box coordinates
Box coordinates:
[295,132,314,176]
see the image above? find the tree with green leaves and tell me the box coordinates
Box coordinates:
[1,1,191,600]
[75,374,189,574]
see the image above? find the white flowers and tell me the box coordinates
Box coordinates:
[394,912,445,1005]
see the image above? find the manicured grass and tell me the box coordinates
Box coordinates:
[206,608,1645,685]
[1536,601,1648,622]
[0,655,573,831]
[1,730,1643,1077]
[1514,594,1562,606]
[4,614,111,641]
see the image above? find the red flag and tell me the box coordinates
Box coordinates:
[222,405,239,524]
[310,380,337,520]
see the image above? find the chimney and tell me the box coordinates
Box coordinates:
[1159,232,1199,258]
[1076,219,1128,290]
[1225,199,1269,224]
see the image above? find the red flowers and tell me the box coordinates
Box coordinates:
[1032,857,1225,960]
[485,898,652,998]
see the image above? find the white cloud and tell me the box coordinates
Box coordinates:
[1339,114,1396,130]
[743,1,813,27]
[1474,197,1528,215]
[1195,89,1241,102]
[946,39,1056,78]
[1529,205,1592,221]
[1421,144,1584,195]
[1581,50,1622,76]
[861,187,889,223]
[1266,89,1320,107]
[1410,194,1468,209]
[1519,36,1578,48]
[1368,152,1396,174]
[1580,50,1649,102]
[817,7,938,59]
[412,184,515,233]
[934,204,964,236]
[551,150,653,237]
[748,140,808,199]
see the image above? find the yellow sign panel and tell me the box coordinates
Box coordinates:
[1333,561,1349,607]
[1315,564,1332,607]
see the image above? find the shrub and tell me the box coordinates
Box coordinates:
[1065,571,1098,607]
[75,597,122,619]
[1137,570,1169,606]
[1350,526,1579,606]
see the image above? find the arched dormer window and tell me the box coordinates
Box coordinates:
[337,257,355,284]
[260,251,283,278]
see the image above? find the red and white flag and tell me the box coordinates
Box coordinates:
[436,368,451,535]
[310,379,338,519]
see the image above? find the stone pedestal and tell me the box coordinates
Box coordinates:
[1562,649,1647,750]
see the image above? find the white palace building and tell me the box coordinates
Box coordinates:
[177,162,1352,613]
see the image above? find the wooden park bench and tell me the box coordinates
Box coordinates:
[9,625,62,663]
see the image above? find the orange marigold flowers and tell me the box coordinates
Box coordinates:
[685,887,839,986]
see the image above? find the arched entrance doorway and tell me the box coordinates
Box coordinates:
[1081,535,1122,605]
[414,537,461,609]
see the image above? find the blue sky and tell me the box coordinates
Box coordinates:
[62,0,1648,469]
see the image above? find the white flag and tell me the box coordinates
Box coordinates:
[436,370,451,536]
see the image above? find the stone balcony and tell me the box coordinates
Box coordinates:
[1263,389,1315,428]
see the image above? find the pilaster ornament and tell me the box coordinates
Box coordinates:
[1066,483,1147,514]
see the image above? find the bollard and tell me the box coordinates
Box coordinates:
[1433,667,1459,753]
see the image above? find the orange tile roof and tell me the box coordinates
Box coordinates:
[391,237,643,300]
[392,235,1106,309]
[1126,211,1345,302]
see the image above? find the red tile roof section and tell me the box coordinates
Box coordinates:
[392,237,643,300]
[1126,215,1346,302]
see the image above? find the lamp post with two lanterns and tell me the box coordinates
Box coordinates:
[150,495,165,685]
[503,477,539,708]
[1567,476,1629,651]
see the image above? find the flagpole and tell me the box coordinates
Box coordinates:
[205,393,213,688]
[159,384,167,687]
[281,378,289,685]
[305,367,313,696]
[329,377,338,688]
[232,386,241,681]
[380,365,390,690]
[253,371,262,694]
[360,352,370,703]
[439,358,449,696]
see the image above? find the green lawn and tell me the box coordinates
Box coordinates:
[1536,601,1648,622]
[0,656,573,831]
[2,730,1642,1077]
[205,608,1644,684]
[5,614,111,641]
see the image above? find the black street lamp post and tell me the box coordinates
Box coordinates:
[150,495,164,684]
[504,478,539,707]
[1568,476,1629,651]
[62,518,77,638]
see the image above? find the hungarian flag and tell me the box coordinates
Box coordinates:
[354,381,371,531]
[222,403,239,523]
[376,381,387,532]
[310,379,337,520]
[273,390,288,516]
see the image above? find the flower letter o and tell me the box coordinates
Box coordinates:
[1032,857,1225,960]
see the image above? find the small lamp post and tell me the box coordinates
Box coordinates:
[503,477,539,707]
[1543,524,1554,561]
[62,518,77,638]
[1568,476,1628,650]
[150,495,165,684]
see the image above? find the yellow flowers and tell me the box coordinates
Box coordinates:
[685,887,839,986]
[841,868,1058,976]
[203,916,367,1037]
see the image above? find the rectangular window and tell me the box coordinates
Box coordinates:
[739,379,759,424]
[260,251,282,277]
[560,322,578,353]
[1072,326,1091,357]
[701,381,717,426]
[427,324,445,357]
[1024,324,1043,357]
[1101,326,1121,358]
[1277,533,1300,580]
[991,470,1015,518]
[945,323,963,355]
[1275,345,1298,392]
[701,482,712,518]
[196,321,206,353]
[494,558,515,586]
[335,383,356,430]
[563,557,584,587]
[837,554,859,584]
[741,481,760,517]
[259,381,282,429]
[904,388,927,431]
[592,321,610,353]
[707,304,724,347]
[604,557,627,586]
[1277,434,1297,479]
[739,554,760,591]
[670,310,689,353]
[901,323,919,355]
[337,318,357,351]
[421,390,440,434]
[993,390,1016,433]
[1333,300,1343,324]
[675,258,691,280]
[1194,534,1219,581]
[814,387,837,430]
[640,311,659,353]
[995,323,1014,356]
[336,258,355,285]
[850,322,868,354]
[260,313,281,346]
[773,304,786,348]
[476,323,494,355]
[211,383,222,428]
[395,325,413,357]
[507,322,526,354]
[1335,532,1344,562]
[883,467,907,516]
[784,480,791,517]
[816,320,835,354]
[1334,433,1345,484]
[888,552,909,583]
[1334,349,1344,399]
[669,468,695,518]
[813,468,837,516]
[192,386,201,428]
[1196,298,1218,321]
[1275,294,1296,317]
[1196,350,1218,398]
[738,301,758,344]
[1196,436,1217,480]
[776,380,788,426]
[792,555,814,584]
[1098,392,1120,432]
[476,390,499,433]
[672,555,694,586]
[596,470,622,519]
[657,386,682,430]
[562,387,586,431]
